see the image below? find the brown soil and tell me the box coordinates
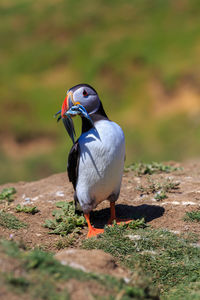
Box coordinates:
[0,161,200,280]
[60,278,111,300]
[55,248,129,279]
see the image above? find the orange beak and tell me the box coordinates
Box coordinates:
[61,91,80,119]
[61,95,68,118]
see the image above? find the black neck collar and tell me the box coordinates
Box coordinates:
[81,101,109,134]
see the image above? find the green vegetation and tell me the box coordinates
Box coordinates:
[6,275,30,292]
[125,162,180,176]
[1,0,200,183]
[0,239,159,299]
[55,235,77,250]
[137,178,180,194]
[83,224,200,299]
[1,239,22,257]
[1,215,200,298]
[125,218,147,229]
[154,191,167,201]
[184,210,200,222]
[15,204,39,214]
[136,178,180,201]
[0,210,27,229]
[45,201,147,236]
[0,187,16,203]
[44,201,86,235]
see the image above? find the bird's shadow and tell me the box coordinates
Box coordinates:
[90,204,165,228]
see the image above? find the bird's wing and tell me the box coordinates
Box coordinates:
[67,141,80,190]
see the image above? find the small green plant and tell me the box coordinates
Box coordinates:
[0,239,22,257]
[137,178,180,201]
[15,204,39,215]
[44,201,86,236]
[184,210,200,222]
[6,275,30,292]
[154,191,167,201]
[118,218,147,230]
[55,234,77,249]
[125,162,181,175]
[137,181,163,194]
[0,210,27,229]
[163,179,180,192]
[0,187,16,203]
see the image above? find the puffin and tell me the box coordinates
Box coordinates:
[55,84,126,238]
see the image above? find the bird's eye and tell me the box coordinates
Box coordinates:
[83,90,88,97]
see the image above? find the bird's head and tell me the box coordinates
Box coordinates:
[61,84,100,118]
[55,84,100,143]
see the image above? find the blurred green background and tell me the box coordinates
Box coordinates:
[1,0,200,184]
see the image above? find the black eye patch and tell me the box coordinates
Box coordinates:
[83,90,88,97]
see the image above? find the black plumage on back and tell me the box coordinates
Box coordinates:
[67,141,80,190]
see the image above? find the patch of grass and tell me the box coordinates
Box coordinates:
[165,281,200,300]
[162,179,180,192]
[55,234,77,250]
[154,191,167,201]
[0,187,16,203]
[0,239,22,258]
[0,210,27,229]
[125,162,181,176]
[82,225,200,298]
[15,204,39,215]
[44,201,86,236]
[184,210,200,222]
[136,178,180,201]
[119,218,147,230]
[31,277,70,300]
[6,274,30,292]
[0,239,159,300]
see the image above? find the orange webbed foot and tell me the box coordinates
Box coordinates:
[108,218,133,226]
[115,219,133,225]
[87,227,104,238]
[108,202,133,226]
[84,213,104,238]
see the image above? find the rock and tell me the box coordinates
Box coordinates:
[55,248,129,279]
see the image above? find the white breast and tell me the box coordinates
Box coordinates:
[76,120,125,213]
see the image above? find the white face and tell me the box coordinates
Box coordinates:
[72,86,100,115]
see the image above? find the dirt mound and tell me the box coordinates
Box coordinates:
[0,161,200,251]
[55,248,129,279]
[1,161,200,299]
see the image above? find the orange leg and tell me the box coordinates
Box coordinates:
[108,202,116,224]
[108,202,133,225]
[84,213,104,238]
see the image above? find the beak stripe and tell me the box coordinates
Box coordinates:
[61,95,68,118]
[61,91,75,118]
